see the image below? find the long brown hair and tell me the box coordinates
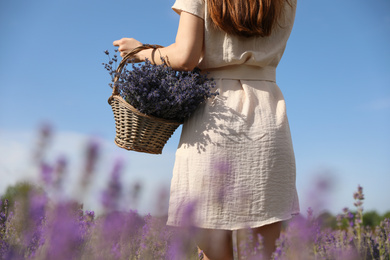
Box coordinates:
[207,0,289,37]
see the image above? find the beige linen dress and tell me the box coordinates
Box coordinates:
[167,0,300,230]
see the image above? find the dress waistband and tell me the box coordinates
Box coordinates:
[203,65,276,82]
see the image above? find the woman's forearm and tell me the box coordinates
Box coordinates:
[137,42,201,71]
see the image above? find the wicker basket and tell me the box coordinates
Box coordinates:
[108,45,181,154]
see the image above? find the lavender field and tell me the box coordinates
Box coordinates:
[1,127,389,260]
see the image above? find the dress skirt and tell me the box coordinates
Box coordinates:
[166,66,300,230]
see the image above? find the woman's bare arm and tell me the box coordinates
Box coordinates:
[113,11,204,71]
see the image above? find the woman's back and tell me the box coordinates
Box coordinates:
[169,0,299,232]
[172,0,297,72]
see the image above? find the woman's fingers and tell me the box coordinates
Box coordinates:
[112,38,143,57]
[112,38,141,49]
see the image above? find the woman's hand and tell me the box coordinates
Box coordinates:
[112,11,204,70]
[113,38,143,60]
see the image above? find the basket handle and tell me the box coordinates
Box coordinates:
[111,44,164,97]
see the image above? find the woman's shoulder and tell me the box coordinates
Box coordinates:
[172,0,206,20]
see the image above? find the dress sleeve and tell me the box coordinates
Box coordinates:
[172,0,205,19]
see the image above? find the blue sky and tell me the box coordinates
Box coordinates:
[0,0,389,216]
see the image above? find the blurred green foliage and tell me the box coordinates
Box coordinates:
[318,210,390,230]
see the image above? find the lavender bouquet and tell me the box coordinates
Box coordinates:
[103,49,217,122]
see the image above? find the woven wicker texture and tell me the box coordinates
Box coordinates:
[108,45,181,154]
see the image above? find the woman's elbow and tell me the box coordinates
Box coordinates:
[171,54,199,71]
[175,58,198,71]
[170,45,201,71]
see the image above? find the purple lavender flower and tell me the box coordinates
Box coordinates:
[128,182,142,208]
[98,210,144,259]
[53,155,67,191]
[101,159,123,211]
[43,203,85,260]
[40,162,53,186]
[81,139,100,188]
[307,207,314,221]
[103,53,217,122]
[33,123,52,164]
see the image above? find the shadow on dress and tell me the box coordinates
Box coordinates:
[179,94,253,154]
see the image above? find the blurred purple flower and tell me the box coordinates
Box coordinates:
[33,123,52,164]
[353,185,364,201]
[99,210,144,258]
[307,207,314,221]
[53,155,67,190]
[129,181,142,208]
[138,213,173,259]
[44,203,85,260]
[81,138,100,188]
[40,162,53,186]
[101,159,123,211]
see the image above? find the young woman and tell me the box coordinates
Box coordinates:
[114,0,299,259]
